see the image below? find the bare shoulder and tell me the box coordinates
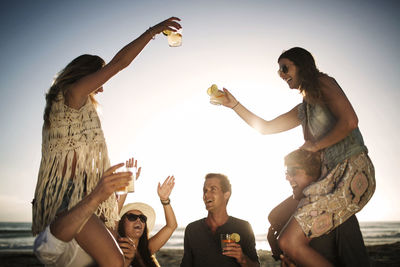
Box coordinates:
[318,75,345,99]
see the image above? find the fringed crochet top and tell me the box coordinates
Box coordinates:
[32,92,119,235]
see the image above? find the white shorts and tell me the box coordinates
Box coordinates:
[33,226,95,267]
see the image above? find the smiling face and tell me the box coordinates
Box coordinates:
[123,209,146,239]
[203,177,230,212]
[285,164,315,200]
[278,58,301,89]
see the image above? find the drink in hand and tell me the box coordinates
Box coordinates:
[163,30,182,47]
[207,84,225,105]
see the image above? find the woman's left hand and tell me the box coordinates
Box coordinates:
[158,176,175,201]
[300,140,320,152]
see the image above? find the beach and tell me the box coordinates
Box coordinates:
[1,242,399,267]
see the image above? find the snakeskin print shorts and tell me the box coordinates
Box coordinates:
[294,152,375,238]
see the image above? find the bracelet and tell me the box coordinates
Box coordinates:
[160,198,170,205]
[232,101,240,110]
[147,27,156,40]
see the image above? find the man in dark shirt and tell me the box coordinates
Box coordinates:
[181,173,260,267]
[268,149,370,266]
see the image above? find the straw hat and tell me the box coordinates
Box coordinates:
[120,202,156,232]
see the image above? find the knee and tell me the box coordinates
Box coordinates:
[278,232,299,258]
[278,233,291,254]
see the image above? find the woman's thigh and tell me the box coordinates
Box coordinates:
[75,214,123,266]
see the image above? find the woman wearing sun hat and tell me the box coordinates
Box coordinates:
[117,176,177,267]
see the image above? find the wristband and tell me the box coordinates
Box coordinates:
[232,101,240,110]
[160,198,170,205]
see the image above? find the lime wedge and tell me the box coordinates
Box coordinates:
[162,30,172,36]
[231,233,240,242]
[207,84,219,96]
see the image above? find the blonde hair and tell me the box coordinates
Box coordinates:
[43,54,105,127]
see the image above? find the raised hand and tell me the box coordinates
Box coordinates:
[150,17,182,36]
[157,176,175,201]
[222,88,239,108]
[91,163,132,203]
[125,157,142,180]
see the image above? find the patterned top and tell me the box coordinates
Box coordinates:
[298,100,368,171]
[32,92,118,235]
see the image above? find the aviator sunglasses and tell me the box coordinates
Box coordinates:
[285,166,302,177]
[277,64,289,75]
[126,213,147,223]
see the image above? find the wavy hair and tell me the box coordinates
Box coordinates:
[118,214,159,267]
[284,149,321,180]
[43,54,105,127]
[278,47,324,103]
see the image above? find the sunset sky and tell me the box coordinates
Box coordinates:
[1,0,399,235]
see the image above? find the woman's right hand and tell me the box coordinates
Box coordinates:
[117,237,136,263]
[150,17,182,36]
[222,88,239,109]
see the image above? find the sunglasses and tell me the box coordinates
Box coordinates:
[285,166,302,177]
[278,64,289,75]
[126,213,147,223]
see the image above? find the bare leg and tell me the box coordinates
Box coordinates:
[278,217,333,267]
[75,214,124,267]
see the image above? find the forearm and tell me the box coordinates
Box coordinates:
[108,29,154,71]
[50,193,101,242]
[314,120,357,151]
[163,202,178,230]
[148,202,177,254]
[233,103,301,135]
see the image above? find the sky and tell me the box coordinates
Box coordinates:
[0,0,399,235]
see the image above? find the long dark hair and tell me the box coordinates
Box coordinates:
[278,47,323,103]
[118,214,159,267]
[43,54,105,127]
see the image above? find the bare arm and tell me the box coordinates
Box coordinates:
[65,17,182,109]
[148,176,177,254]
[50,163,132,242]
[301,76,358,152]
[268,196,299,232]
[222,88,301,134]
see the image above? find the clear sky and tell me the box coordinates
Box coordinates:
[1,0,399,234]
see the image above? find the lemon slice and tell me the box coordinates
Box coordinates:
[231,233,240,242]
[162,30,172,36]
[207,84,219,96]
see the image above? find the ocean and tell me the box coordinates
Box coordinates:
[1,221,399,252]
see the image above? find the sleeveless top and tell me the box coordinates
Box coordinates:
[298,100,368,171]
[32,92,119,235]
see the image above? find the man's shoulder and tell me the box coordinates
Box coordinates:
[229,216,251,226]
[185,218,206,230]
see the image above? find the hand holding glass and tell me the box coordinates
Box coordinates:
[116,165,136,195]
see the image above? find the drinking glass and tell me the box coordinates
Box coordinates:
[220,234,235,252]
[115,166,136,195]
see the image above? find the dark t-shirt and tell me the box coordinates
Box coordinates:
[180,216,259,267]
[310,214,371,267]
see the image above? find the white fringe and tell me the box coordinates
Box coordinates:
[32,93,119,235]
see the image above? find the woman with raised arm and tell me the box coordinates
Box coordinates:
[118,176,177,267]
[219,47,375,267]
[31,17,181,267]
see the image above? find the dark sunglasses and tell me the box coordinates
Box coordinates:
[285,166,302,177]
[126,213,147,223]
[278,64,289,75]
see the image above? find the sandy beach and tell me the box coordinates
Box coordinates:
[1,242,399,267]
